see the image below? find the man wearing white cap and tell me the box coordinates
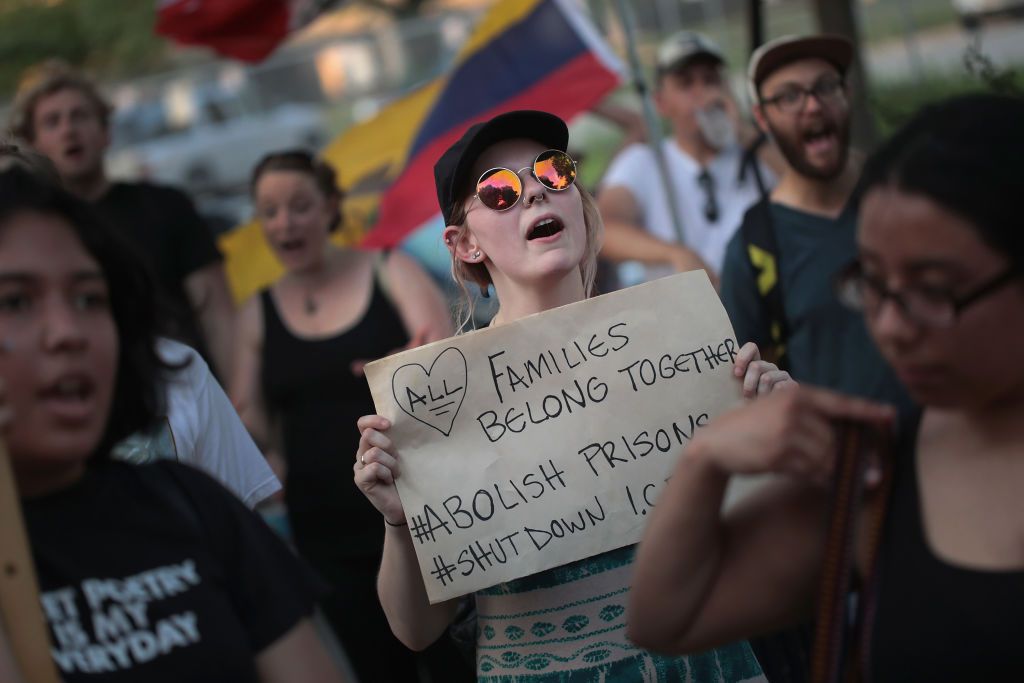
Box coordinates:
[599,31,771,287]
[720,34,907,405]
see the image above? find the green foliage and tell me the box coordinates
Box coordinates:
[75,0,163,73]
[871,48,1023,138]
[0,0,163,94]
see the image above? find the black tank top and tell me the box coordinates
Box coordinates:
[261,272,409,559]
[870,415,1024,680]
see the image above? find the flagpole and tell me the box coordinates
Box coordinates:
[611,0,688,248]
[0,441,60,683]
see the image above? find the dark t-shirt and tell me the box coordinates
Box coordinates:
[22,460,321,682]
[261,276,409,561]
[721,200,909,406]
[93,182,222,351]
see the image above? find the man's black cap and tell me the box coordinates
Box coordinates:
[434,110,569,226]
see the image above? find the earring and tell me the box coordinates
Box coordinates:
[472,251,482,260]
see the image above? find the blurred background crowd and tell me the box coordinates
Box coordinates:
[1,1,1022,682]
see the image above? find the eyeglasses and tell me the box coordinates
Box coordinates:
[761,76,845,114]
[835,260,1019,328]
[473,149,577,212]
[696,168,719,223]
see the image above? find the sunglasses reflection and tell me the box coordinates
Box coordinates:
[536,152,575,189]
[475,150,577,212]
[479,176,521,210]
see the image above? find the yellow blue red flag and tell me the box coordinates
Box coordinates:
[364,0,622,247]
[220,0,621,302]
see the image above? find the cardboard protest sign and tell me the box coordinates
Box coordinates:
[365,271,740,603]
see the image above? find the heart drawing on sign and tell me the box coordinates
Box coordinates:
[392,347,468,436]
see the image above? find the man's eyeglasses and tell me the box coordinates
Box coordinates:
[835,260,1019,327]
[473,149,577,212]
[761,76,845,114]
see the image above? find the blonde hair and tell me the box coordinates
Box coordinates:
[8,60,112,142]
[448,184,604,331]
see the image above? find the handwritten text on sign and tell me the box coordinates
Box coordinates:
[365,272,740,602]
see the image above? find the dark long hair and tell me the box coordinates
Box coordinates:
[860,92,1024,270]
[0,168,168,458]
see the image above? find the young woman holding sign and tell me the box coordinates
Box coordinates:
[628,94,1024,681]
[0,168,342,683]
[354,110,793,681]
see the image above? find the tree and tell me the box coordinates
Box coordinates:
[810,0,878,149]
[0,0,164,95]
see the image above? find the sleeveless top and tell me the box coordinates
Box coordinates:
[261,272,408,560]
[475,545,765,682]
[870,415,1024,681]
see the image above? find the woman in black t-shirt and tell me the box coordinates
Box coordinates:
[629,94,1024,681]
[0,168,344,683]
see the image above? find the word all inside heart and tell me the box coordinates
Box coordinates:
[391,347,468,436]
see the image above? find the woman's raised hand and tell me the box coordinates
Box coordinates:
[733,341,797,398]
[354,415,406,525]
[691,386,895,487]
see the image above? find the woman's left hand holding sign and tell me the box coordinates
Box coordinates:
[733,341,796,399]
[354,415,407,526]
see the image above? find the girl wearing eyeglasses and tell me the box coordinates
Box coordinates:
[629,93,1024,682]
[354,111,792,681]
[231,152,464,683]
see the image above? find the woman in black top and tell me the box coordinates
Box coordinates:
[629,93,1024,681]
[0,168,341,682]
[231,150,463,682]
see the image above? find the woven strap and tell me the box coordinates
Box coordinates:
[0,443,61,682]
[810,421,892,683]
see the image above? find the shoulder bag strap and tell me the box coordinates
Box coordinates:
[810,422,893,683]
[741,194,790,370]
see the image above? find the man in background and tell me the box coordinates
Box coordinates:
[10,61,235,381]
[720,34,906,406]
[599,31,773,287]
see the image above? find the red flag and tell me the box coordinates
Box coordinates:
[155,0,335,62]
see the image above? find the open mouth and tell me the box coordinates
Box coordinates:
[63,142,86,159]
[39,375,97,420]
[41,376,94,400]
[801,124,837,154]
[278,238,306,252]
[527,217,564,241]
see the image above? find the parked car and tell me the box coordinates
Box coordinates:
[107,87,327,194]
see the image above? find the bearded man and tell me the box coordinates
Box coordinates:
[720,34,908,404]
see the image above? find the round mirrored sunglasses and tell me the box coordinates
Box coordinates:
[474,149,577,212]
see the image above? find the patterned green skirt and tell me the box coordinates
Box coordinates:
[475,546,765,682]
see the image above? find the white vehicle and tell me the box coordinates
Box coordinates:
[107,87,327,194]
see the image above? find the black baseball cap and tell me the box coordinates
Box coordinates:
[434,110,569,226]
